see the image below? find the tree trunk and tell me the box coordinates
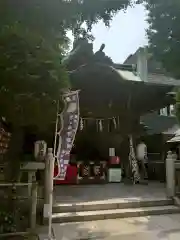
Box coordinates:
[5,126,24,182]
[120,137,130,180]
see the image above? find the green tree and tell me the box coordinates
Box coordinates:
[0,0,140,39]
[0,23,69,180]
[146,0,180,78]
[0,24,68,128]
[146,0,180,121]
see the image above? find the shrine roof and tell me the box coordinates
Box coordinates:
[146,73,180,87]
[124,47,180,87]
[70,63,175,118]
[141,112,178,135]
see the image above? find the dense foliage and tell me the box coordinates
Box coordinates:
[0,24,68,129]
[146,0,180,79]
[146,0,180,121]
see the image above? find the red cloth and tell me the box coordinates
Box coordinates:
[109,156,120,164]
[66,165,78,183]
[54,165,77,184]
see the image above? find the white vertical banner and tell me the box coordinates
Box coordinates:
[54,90,80,180]
[129,135,140,184]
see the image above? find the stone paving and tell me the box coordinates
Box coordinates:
[53,182,167,204]
[51,183,180,239]
[53,214,180,240]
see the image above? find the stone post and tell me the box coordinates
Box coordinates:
[30,176,37,232]
[166,151,176,198]
[43,148,54,230]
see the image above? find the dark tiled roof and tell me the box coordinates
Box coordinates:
[124,47,180,87]
[141,112,178,135]
[148,73,180,87]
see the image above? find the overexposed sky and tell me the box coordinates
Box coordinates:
[67,4,148,63]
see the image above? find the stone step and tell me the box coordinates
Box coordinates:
[51,205,180,223]
[53,198,173,213]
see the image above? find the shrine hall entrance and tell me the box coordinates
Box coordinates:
[54,124,167,185]
[54,124,126,185]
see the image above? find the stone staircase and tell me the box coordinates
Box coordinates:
[50,198,180,223]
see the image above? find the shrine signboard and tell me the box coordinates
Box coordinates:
[77,161,107,184]
[108,168,122,183]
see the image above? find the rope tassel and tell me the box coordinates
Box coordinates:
[99,120,103,132]
[80,117,83,131]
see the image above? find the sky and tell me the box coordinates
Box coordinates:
[67,4,149,63]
